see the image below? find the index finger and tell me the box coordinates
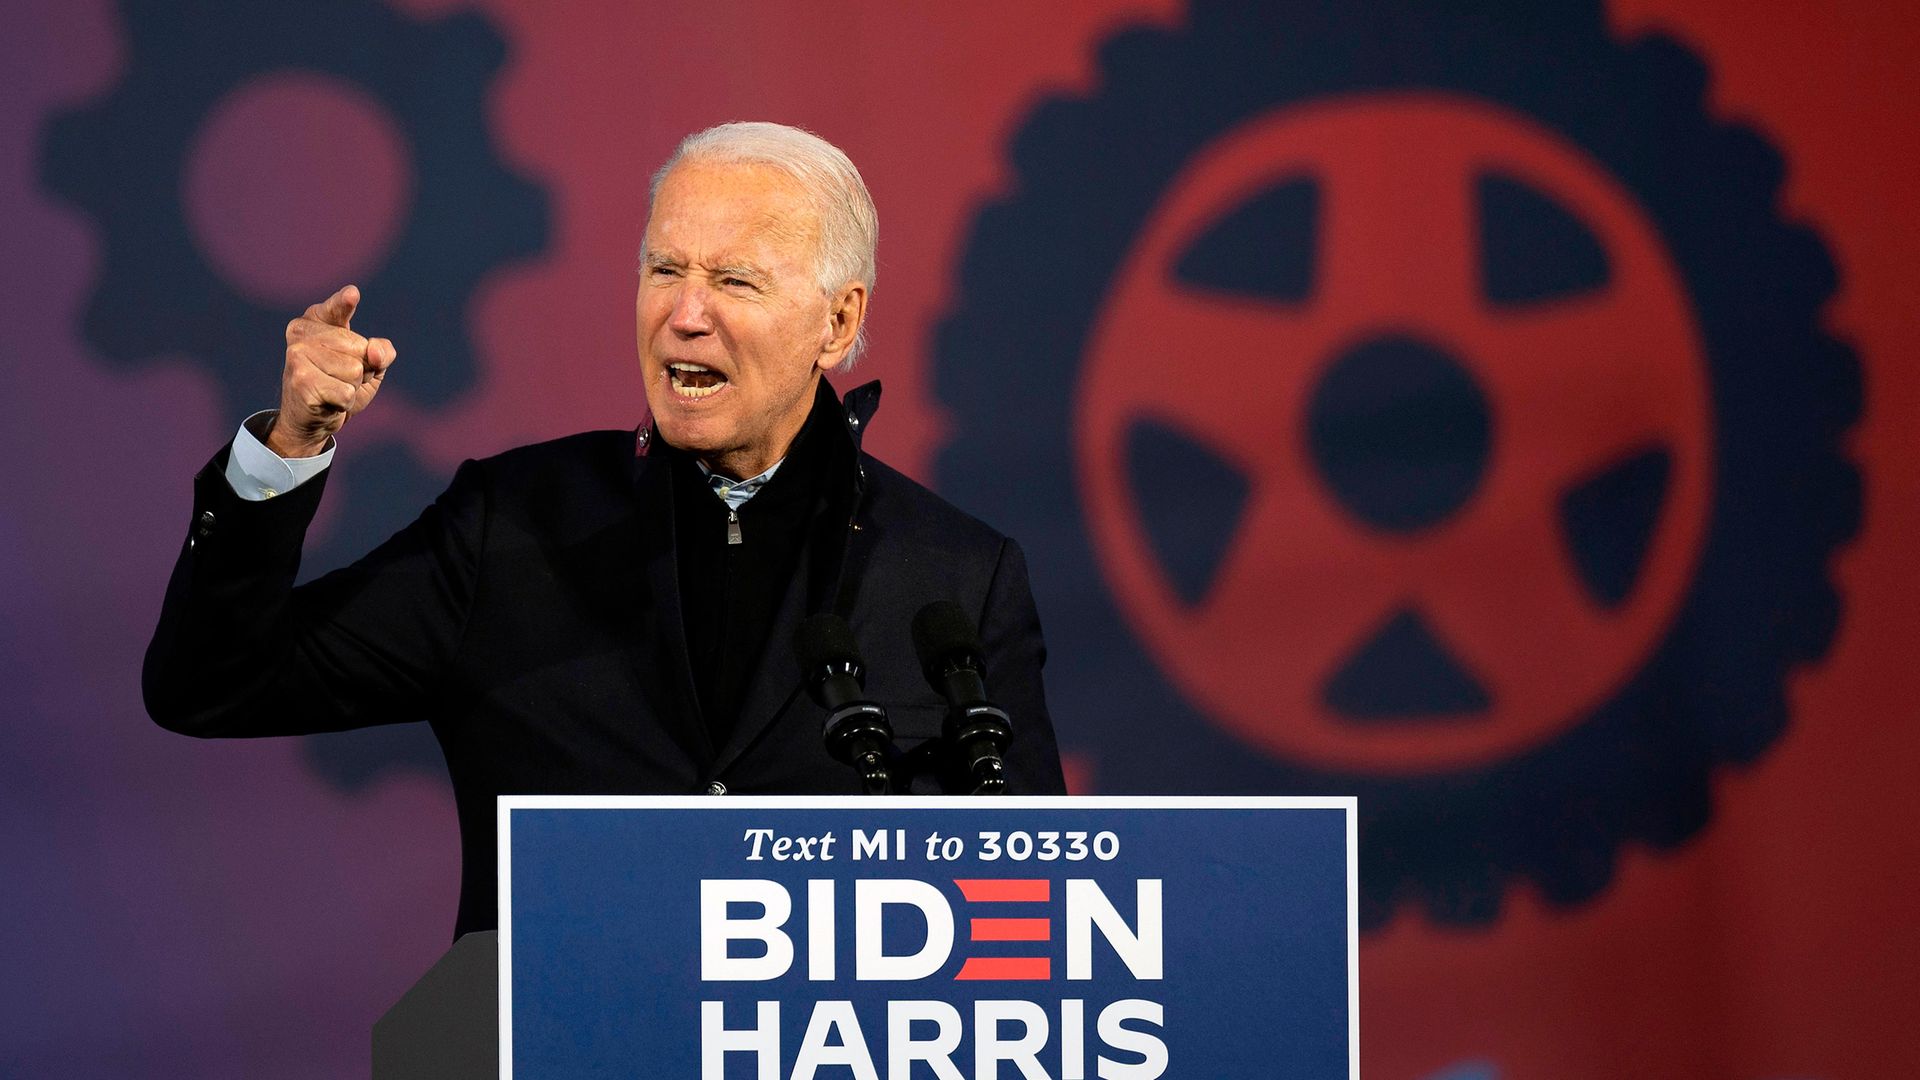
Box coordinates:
[307,284,361,329]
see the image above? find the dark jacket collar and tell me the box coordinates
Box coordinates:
[633,376,881,480]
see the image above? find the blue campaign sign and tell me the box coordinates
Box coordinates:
[499,796,1356,1079]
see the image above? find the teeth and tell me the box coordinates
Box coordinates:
[669,362,726,398]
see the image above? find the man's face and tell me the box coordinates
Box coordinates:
[637,159,858,479]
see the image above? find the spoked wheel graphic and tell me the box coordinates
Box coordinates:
[1080,97,1713,773]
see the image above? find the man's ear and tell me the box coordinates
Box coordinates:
[817,281,868,371]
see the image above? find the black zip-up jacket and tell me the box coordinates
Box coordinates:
[144,378,1067,936]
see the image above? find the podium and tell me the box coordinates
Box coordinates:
[373,930,497,1079]
[377,796,1356,1078]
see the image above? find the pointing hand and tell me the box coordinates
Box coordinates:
[268,284,397,458]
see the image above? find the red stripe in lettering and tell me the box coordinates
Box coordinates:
[953,879,1050,903]
[970,917,1050,942]
[955,956,1052,981]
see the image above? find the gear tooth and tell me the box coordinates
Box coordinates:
[495,172,552,261]
[1627,32,1713,109]
[1007,98,1094,178]
[1817,455,1865,545]
[1191,0,1299,44]
[1358,823,1419,929]
[1754,336,1860,464]
[1357,881,1398,932]
[434,10,511,68]
[1530,817,1619,908]
[1794,580,1846,667]
[80,283,142,364]
[1639,765,1716,844]
[37,117,80,199]
[1773,220,1841,301]
[1092,24,1179,85]
[1721,124,1790,203]
[1424,864,1504,926]
[39,110,108,204]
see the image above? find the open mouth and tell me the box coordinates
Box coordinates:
[669,362,728,399]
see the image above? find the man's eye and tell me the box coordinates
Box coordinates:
[647,265,680,278]
[722,276,753,289]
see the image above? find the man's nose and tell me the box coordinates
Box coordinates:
[668,283,713,336]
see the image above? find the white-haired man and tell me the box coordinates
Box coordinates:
[145,122,1067,937]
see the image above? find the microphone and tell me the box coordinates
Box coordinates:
[911,600,1013,795]
[795,614,895,795]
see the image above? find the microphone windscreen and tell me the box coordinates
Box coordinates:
[911,600,983,679]
[795,613,861,671]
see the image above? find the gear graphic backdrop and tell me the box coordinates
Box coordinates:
[41,0,551,791]
[935,0,1860,927]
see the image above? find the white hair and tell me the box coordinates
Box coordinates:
[650,121,878,362]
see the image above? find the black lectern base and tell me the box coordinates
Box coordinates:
[373,930,497,1079]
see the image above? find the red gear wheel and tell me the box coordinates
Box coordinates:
[1078,96,1713,772]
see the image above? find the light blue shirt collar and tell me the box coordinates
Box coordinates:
[697,458,783,511]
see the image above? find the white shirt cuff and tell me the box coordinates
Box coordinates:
[224,411,334,501]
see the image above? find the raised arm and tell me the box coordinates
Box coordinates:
[143,285,476,738]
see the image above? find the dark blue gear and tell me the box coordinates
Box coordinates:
[934,0,1860,928]
[39,0,547,414]
[41,0,549,793]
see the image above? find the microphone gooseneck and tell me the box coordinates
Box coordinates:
[795,614,895,795]
[911,600,1014,795]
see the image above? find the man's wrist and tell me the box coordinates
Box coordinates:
[227,411,334,501]
[263,414,331,459]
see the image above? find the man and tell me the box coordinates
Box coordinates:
[145,122,1067,937]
